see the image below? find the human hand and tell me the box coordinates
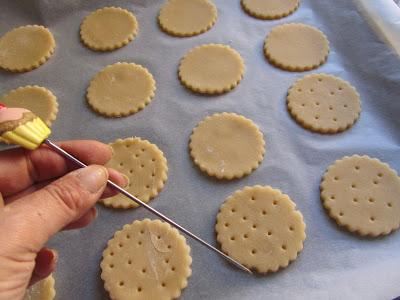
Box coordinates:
[0,140,126,300]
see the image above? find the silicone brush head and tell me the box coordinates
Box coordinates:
[0,103,51,150]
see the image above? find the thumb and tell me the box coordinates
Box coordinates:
[6,165,108,251]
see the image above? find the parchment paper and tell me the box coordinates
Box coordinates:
[1,0,400,299]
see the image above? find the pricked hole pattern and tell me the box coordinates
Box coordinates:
[142,268,146,273]
[126,234,130,239]
[118,243,123,248]
[128,260,132,265]
[141,148,145,152]
[243,234,249,239]
[251,196,255,201]
[388,203,393,208]
[297,88,302,92]
[333,117,337,122]
[110,252,114,256]
[315,115,319,120]
[138,287,142,292]
[282,245,287,250]
[338,87,343,91]
[167,245,172,249]
[157,235,161,239]
[273,200,278,205]
[378,173,383,177]
[165,258,170,264]
[152,173,156,177]
[318,78,322,82]
[330,195,335,200]
[224,222,229,227]
[355,166,360,170]
[252,224,257,229]
[151,158,156,162]
[231,208,236,213]
[353,198,358,203]
[289,226,294,231]
[251,249,257,254]
[141,164,145,168]
[119,281,124,287]
[301,103,305,107]
[140,230,144,234]
[230,236,235,241]
[138,241,142,246]
[171,266,176,271]
[315,102,320,106]
[161,282,166,287]
[339,212,344,217]
[135,154,139,158]
[146,184,150,189]
[119,162,124,167]
[330,91,335,95]
[267,230,272,236]
[344,104,348,108]
[110,264,114,268]
[329,106,333,110]
[373,180,378,185]
[262,210,267,215]
[351,183,356,188]
[334,176,339,181]
[129,169,133,174]
[369,198,374,203]
[370,217,375,222]
[310,88,314,92]
[242,216,247,221]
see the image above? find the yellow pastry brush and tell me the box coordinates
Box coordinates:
[0,103,252,274]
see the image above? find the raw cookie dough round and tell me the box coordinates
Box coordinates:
[264,23,329,71]
[189,113,265,180]
[241,0,299,20]
[87,62,156,117]
[178,44,244,94]
[1,86,58,126]
[80,7,138,51]
[101,138,168,209]
[321,155,400,237]
[101,219,192,300]
[158,0,217,37]
[287,74,361,133]
[0,25,55,72]
[24,275,56,300]
[216,186,306,274]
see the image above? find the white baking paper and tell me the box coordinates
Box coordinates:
[0,0,399,299]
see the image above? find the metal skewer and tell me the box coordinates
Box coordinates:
[44,139,252,274]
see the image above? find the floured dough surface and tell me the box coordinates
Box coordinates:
[101,219,192,300]
[87,62,156,117]
[241,0,299,20]
[80,7,138,51]
[0,25,55,72]
[321,155,400,237]
[178,44,244,94]
[216,186,306,274]
[264,23,329,71]
[24,275,56,300]
[189,113,265,180]
[159,0,217,37]
[101,138,168,209]
[1,85,58,126]
[287,74,361,133]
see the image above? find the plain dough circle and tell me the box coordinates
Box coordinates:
[264,23,329,71]
[87,62,156,117]
[178,44,244,94]
[24,275,56,300]
[241,0,299,20]
[1,85,58,126]
[101,137,168,209]
[321,155,400,237]
[0,25,55,72]
[287,74,361,133]
[189,112,265,179]
[101,219,192,300]
[80,7,138,51]
[158,0,217,37]
[216,185,306,274]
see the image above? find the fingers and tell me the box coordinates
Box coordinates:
[0,140,112,197]
[29,248,58,286]
[5,165,108,252]
[63,207,97,230]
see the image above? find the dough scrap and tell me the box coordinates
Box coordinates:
[241,0,299,20]
[80,7,138,51]
[178,44,244,94]
[264,23,329,71]
[321,155,400,237]
[0,25,55,72]
[24,275,56,300]
[1,86,58,126]
[216,185,306,274]
[101,219,192,300]
[87,62,156,117]
[287,74,361,133]
[101,138,168,209]
[189,113,265,180]
[158,0,217,37]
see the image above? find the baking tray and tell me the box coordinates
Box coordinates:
[1,0,400,299]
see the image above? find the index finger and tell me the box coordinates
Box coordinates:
[0,140,112,197]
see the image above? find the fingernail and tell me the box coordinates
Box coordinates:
[77,165,108,193]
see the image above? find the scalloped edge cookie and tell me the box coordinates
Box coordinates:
[101,137,168,209]
[216,185,306,274]
[178,44,245,94]
[1,85,58,126]
[264,23,329,71]
[0,25,55,72]
[287,73,361,133]
[320,155,400,237]
[87,62,156,117]
[101,219,192,300]
[24,274,56,300]
[189,112,265,180]
[241,0,299,20]
[80,7,138,51]
[158,0,217,37]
